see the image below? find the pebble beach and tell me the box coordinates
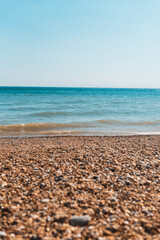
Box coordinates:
[0,135,160,240]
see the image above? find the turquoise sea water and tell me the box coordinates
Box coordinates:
[0,87,160,136]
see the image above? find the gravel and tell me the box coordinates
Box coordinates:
[0,135,160,239]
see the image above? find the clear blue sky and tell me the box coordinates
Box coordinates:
[0,0,160,88]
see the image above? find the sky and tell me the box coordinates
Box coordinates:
[0,0,160,88]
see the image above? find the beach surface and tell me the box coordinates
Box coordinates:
[0,135,160,239]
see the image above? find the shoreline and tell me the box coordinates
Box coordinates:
[1,132,160,139]
[1,120,160,138]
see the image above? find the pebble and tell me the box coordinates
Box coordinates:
[0,231,7,237]
[41,198,50,203]
[69,215,91,226]
[125,180,131,186]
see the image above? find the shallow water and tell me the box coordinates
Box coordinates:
[0,87,160,136]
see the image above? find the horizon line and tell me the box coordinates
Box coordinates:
[0,86,160,89]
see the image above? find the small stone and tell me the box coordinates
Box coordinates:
[88,226,94,230]
[93,175,99,180]
[106,224,119,232]
[46,216,51,222]
[102,207,108,214]
[0,231,7,237]
[41,198,50,203]
[110,168,115,172]
[54,175,63,181]
[75,233,81,238]
[104,168,109,171]
[54,213,67,223]
[30,235,42,240]
[69,215,91,226]
[40,183,45,189]
[146,165,152,169]
[125,180,131,186]
[10,233,15,238]
[144,181,151,186]
[124,221,129,225]
[1,181,7,188]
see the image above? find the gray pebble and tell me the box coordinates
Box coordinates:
[125,180,131,186]
[69,215,91,226]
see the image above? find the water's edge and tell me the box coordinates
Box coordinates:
[1,122,160,137]
[1,133,160,139]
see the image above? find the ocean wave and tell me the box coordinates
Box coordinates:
[1,119,160,137]
[28,111,69,117]
[0,122,95,136]
[28,110,108,117]
[97,119,160,126]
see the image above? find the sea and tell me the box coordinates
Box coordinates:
[0,87,160,137]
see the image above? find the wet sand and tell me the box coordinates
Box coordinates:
[0,136,160,239]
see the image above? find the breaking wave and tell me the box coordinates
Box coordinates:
[0,119,160,137]
[97,119,160,126]
[0,122,94,136]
